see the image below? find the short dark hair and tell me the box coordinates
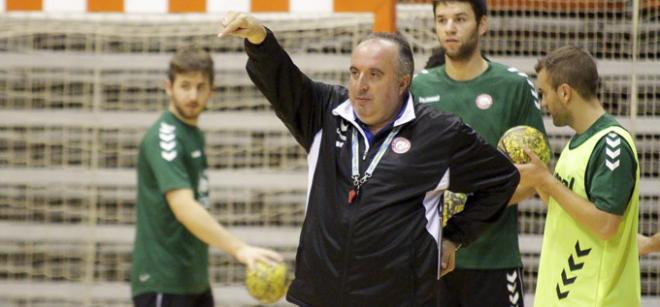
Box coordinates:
[359,32,415,80]
[168,45,214,84]
[433,0,488,22]
[535,46,599,99]
[424,48,446,69]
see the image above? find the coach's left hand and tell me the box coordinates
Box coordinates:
[440,239,457,277]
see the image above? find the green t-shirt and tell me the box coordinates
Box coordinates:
[568,113,636,215]
[411,62,545,268]
[131,111,211,296]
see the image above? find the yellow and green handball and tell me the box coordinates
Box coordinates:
[245,261,290,304]
[442,190,468,227]
[497,125,552,164]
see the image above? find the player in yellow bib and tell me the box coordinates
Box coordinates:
[516,46,640,306]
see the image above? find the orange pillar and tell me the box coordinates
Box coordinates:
[88,0,123,12]
[252,0,289,12]
[7,0,42,11]
[335,0,396,32]
[169,0,206,12]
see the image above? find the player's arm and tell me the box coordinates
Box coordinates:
[508,185,536,206]
[535,187,550,205]
[531,168,621,240]
[639,233,660,256]
[517,135,635,240]
[167,189,282,269]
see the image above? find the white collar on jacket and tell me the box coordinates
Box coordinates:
[331,92,416,128]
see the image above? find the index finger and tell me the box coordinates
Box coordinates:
[221,12,241,27]
[217,12,242,37]
[264,249,284,262]
[523,147,542,164]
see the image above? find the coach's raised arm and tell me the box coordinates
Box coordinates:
[219,12,519,306]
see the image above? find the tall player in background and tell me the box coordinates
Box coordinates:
[518,46,640,306]
[423,48,446,69]
[130,45,282,307]
[411,1,545,306]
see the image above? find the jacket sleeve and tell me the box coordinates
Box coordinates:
[443,120,520,247]
[244,28,348,151]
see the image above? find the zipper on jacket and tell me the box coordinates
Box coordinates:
[339,124,393,305]
[339,124,368,306]
[362,134,368,160]
[351,122,370,161]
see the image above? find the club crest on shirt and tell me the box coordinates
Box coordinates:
[475,94,493,110]
[391,137,411,154]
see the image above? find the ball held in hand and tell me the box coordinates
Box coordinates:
[442,191,467,226]
[497,125,551,164]
[245,261,290,304]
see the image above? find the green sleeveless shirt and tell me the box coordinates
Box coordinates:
[534,120,640,306]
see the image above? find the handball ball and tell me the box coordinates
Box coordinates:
[442,191,467,226]
[497,125,551,164]
[245,261,290,304]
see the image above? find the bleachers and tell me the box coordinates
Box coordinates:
[1,2,659,306]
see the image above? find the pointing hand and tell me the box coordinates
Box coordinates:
[218,12,267,45]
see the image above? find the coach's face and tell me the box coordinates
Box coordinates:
[537,69,571,127]
[349,39,408,133]
[434,1,485,61]
[166,71,212,125]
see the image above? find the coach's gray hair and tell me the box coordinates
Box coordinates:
[359,32,415,81]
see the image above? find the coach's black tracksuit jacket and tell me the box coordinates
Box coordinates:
[245,30,519,307]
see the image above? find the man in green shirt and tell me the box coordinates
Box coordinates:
[411,1,545,306]
[518,46,640,306]
[131,45,282,307]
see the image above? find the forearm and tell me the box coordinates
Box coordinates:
[245,29,330,148]
[177,201,246,258]
[445,123,520,246]
[536,187,549,206]
[643,233,660,255]
[245,29,301,111]
[168,190,247,259]
[508,185,536,206]
[540,177,619,240]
